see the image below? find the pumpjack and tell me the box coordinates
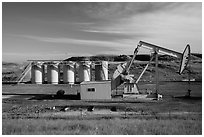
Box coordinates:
[111,41,191,100]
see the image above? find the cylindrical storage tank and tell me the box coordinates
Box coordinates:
[47,62,59,84]
[63,61,75,84]
[31,62,44,84]
[95,61,108,81]
[58,63,63,83]
[78,61,91,82]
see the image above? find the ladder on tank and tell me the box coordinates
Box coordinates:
[17,62,32,84]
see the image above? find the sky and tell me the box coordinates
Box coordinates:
[2,2,202,63]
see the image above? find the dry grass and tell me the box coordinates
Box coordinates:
[2,82,202,135]
[2,118,201,135]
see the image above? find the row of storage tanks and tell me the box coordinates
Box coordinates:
[31,61,108,84]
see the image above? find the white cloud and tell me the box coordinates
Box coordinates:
[82,29,124,34]
[20,35,134,49]
[80,5,201,53]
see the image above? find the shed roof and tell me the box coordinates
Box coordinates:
[80,80,111,85]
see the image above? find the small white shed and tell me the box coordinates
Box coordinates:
[80,81,111,100]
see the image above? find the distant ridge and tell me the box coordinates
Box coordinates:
[64,54,177,62]
[64,53,201,62]
[2,62,18,66]
[192,53,202,58]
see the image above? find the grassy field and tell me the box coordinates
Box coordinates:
[2,81,202,135]
[2,118,201,135]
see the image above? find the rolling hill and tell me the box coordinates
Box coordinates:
[2,54,202,82]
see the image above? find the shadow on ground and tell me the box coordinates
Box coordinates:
[173,96,202,100]
[2,93,80,100]
[29,94,81,100]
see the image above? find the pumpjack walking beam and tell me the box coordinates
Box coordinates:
[139,41,182,58]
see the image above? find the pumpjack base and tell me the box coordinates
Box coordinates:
[123,92,162,101]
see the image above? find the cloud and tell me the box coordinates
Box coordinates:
[71,2,201,46]
[17,34,142,56]
[81,29,148,37]
[76,2,201,53]
[3,2,202,63]
[22,35,104,46]
[82,29,124,34]
[20,35,134,48]
[63,2,200,21]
